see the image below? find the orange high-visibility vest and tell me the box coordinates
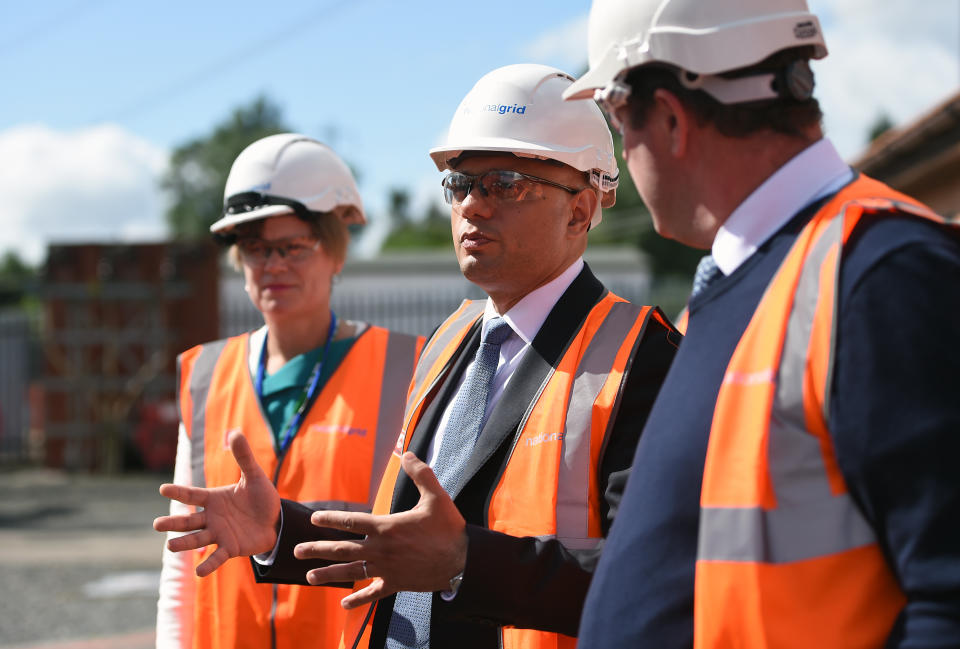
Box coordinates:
[178,326,421,649]
[695,175,954,649]
[342,295,668,649]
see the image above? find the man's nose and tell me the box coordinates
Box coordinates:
[458,186,494,220]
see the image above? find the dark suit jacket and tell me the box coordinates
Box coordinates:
[255,264,680,648]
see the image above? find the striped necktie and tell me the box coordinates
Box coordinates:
[386,317,513,649]
[691,254,723,299]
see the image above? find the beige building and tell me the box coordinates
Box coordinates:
[852,90,960,221]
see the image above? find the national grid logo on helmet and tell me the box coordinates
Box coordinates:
[460,102,527,117]
[483,103,527,115]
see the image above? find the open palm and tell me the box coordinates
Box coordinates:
[153,431,281,577]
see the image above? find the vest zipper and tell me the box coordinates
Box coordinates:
[268,450,289,649]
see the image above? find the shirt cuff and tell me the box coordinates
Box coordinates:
[439,570,464,601]
[440,588,458,602]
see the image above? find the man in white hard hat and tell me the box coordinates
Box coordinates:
[564,1,960,647]
[154,64,680,649]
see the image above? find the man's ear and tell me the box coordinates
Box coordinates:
[600,189,616,209]
[652,88,690,158]
[568,188,597,236]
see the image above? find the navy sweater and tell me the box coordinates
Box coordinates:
[578,197,960,647]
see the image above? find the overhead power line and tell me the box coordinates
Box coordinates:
[100,0,372,124]
[0,0,112,56]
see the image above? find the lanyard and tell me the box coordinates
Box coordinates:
[255,310,338,452]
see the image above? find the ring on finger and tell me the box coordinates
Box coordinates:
[361,560,369,580]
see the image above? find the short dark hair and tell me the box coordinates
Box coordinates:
[623,47,822,139]
[227,211,349,269]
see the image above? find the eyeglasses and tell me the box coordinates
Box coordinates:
[236,236,321,265]
[441,170,587,205]
[594,80,632,134]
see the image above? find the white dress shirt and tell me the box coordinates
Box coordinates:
[711,138,854,277]
[425,257,585,468]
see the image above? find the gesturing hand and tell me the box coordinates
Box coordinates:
[153,431,281,577]
[296,452,467,609]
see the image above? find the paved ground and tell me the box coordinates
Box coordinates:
[0,468,171,648]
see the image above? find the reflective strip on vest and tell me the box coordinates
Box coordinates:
[187,330,418,497]
[556,300,646,550]
[187,339,228,489]
[182,327,421,649]
[409,300,483,407]
[345,295,652,649]
[396,301,483,447]
[369,331,421,501]
[692,176,953,649]
[698,212,876,563]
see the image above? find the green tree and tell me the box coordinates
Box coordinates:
[163,96,290,239]
[0,250,37,306]
[868,112,895,143]
[387,188,412,227]
[382,199,452,249]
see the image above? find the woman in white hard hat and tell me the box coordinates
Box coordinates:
[155,133,422,649]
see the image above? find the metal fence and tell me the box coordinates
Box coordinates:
[220,277,488,339]
[0,309,38,463]
[1,252,667,468]
[219,266,655,339]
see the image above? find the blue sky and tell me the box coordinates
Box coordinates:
[1,0,957,263]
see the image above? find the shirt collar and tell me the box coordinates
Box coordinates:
[712,138,854,276]
[482,257,584,345]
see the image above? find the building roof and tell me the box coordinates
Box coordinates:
[851,91,960,216]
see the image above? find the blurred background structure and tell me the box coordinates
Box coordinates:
[0,1,956,646]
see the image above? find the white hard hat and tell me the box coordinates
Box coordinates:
[429,63,619,228]
[564,0,828,103]
[210,133,365,235]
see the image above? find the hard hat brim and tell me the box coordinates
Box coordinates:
[564,45,624,101]
[429,138,597,172]
[209,204,294,234]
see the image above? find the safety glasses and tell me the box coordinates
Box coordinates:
[441,170,586,205]
[236,236,321,265]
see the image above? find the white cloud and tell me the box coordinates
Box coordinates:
[521,14,590,73]
[808,0,960,159]
[0,124,169,265]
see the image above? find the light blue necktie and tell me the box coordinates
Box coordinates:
[386,317,513,649]
[691,254,723,300]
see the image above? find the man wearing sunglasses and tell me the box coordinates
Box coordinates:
[299,62,681,649]
[155,63,680,649]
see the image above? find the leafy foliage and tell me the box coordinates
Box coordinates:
[163,96,290,239]
[382,200,452,249]
[868,112,895,143]
[0,250,37,306]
